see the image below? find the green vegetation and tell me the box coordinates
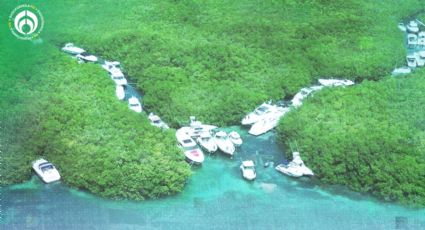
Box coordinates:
[278,73,425,207]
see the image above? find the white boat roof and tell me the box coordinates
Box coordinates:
[242,160,255,167]
[200,132,211,138]
[215,131,227,137]
[128,97,139,103]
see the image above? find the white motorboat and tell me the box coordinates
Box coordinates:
[397,23,407,32]
[240,160,256,181]
[76,52,98,63]
[415,51,425,67]
[110,71,128,86]
[196,132,218,153]
[128,96,142,113]
[248,107,290,136]
[318,79,355,87]
[407,54,417,68]
[228,131,243,147]
[148,113,169,129]
[407,33,418,47]
[61,43,85,55]
[407,20,419,33]
[115,85,125,100]
[392,67,412,75]
[32,158,61,183]
[241,102,277,125]
[102,61,121,73]
[291,88,314,108]
[186,116,217,138]
[275,152,314,177]
[176,130,205,164]
[213,131,235,156]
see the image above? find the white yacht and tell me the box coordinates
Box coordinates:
[148,113,169,129]
[76,52,98,63]
[128,96,142,113]
[392,67,412,75]
[240,160,256,181]
[176,130,205,164]
[32,158,61,183]
[196,132,218,153]
[407,33,418,47]
[407,54,417,68]
[318,79,354,87]
[213,131,235,156]
[186,116,217,138]
[275,152,314,177]
[407,20,419,33]
[248,107,290,136]
[397,23,407,32]
[110,71,128,86]
[228,131,243,147]
[241,102,277,125]
[102,61,121,73]
[61,43,85,55]
[115,85,125,100]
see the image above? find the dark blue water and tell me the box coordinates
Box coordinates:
[1,128,424,230]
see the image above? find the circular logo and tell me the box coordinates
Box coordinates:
[8,4,44,40]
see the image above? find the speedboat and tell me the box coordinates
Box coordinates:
[76,52,98,63]
[148,113,169,129]
[128,96,142,113]
[196,132,218,153]
[249,107,290,136]
[228,131,243,147]
[61,43,85,55]
[392,67,412,75]
[240,160,256,180]
[397,23,407,32]
[213,131,235,156]
[32,158,61,183]
[102,61,121,73]
[407,33,418,47]
[111,71,128,85]
[176,130,204,164]
[241,102,277,125]
[115,85,125,100]
[407,20,419,33]
[415,51,425,67]
[186,116,217,138]
[275,152,314,177]
[318,79,355,87]
[407,54,417,68]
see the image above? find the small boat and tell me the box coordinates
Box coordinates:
[61,43,85,55]
[397,23,407,32]
[101,61,121,73]
[228,131,243,147]
[248,107,290,136]
[196,132,218,153]
[115,85,125,100]
[128,96,142,113]
[406,20,419,33]
[318,79,355,87]
[213,131,235,156]
[32,158,61,183]
[176,130,205,164]
[407,33,418,47]
[186,116,217,138]
[110,71,128,86]
[148,113,169,129]
[275,152,314,177]
[241,102,277,125]
[406,54,417,68]
[392,67,412,75]
[76,52,98,63]
[240,160,256,181]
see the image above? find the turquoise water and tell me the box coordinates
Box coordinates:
[1,128,424,229]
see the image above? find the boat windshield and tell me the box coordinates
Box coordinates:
[184,145,197,151]
[255,106,268,114]
[40,163,54,172]
[130,103,139,107]
[153,120,161,124]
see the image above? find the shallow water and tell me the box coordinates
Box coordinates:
[1,128,424,230]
